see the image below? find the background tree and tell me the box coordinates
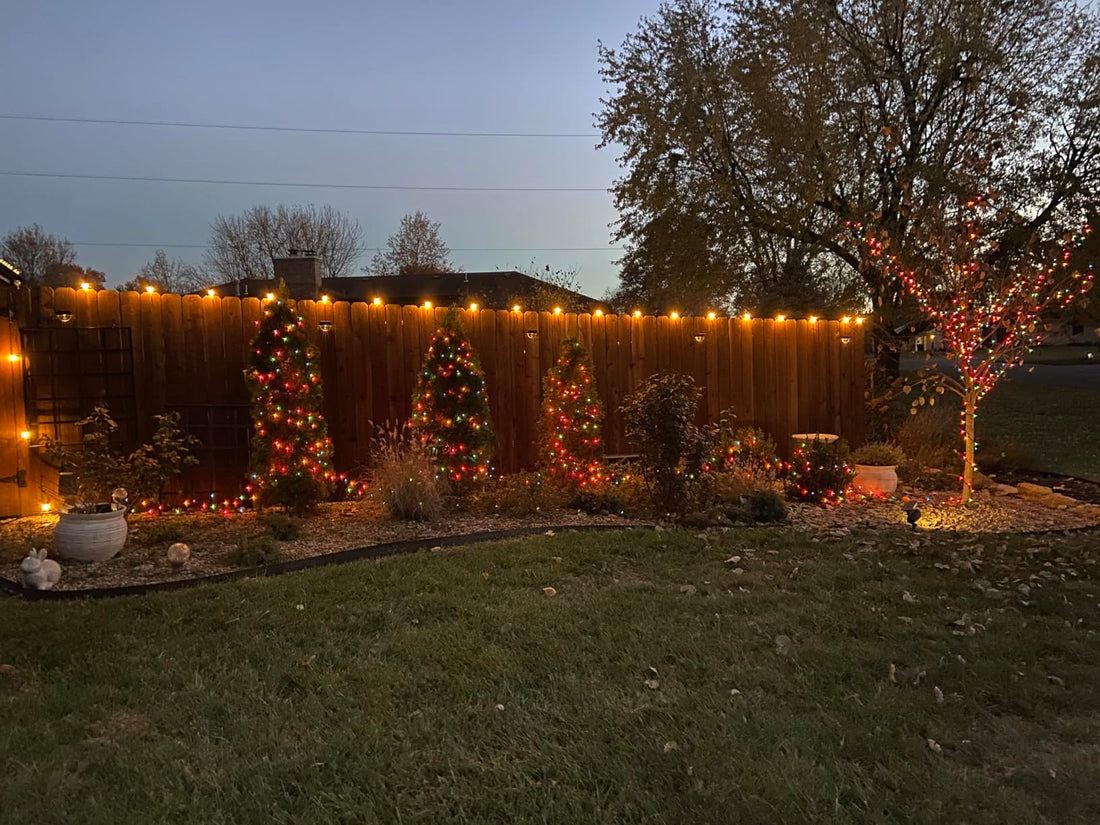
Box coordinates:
[42,263,107,289]
[370,211,456,276]
[410,309,494,487]
[598,0,1100,374]
[858,194,1094,503]
[541,338,604,487]
[1,224,77,285]
[122,249,209,294]
[245,284,335,514]
[206,204,362,284]
[513,261,589,312]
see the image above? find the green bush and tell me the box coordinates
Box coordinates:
[895,406,957,471]
[227,535,281,567]
[475,472,564,517]
[258,513,302,541]
[685,472,786,525]
[620,373,705,510]
[568,484,626,516]
[746,488,788,523]
[851,442,906,466]
[785,439,854,504]
[371,423,444,522]
[134,520,188,547]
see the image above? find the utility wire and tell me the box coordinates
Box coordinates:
[71,242,623,252]
[0,113,601,139]
[0,170,607,193]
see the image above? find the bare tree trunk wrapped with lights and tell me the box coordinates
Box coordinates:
[540,338,604,488]
[854,194,1094,503]
[245,283,335,514]
[410,309,495,488]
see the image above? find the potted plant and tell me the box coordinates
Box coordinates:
[47,405,198,562]
[851,442,906,496]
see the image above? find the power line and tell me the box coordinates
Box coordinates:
[0,113,601,139]
[0,170,608,193]
[71,241,623,252]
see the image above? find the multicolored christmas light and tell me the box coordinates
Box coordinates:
[785,438,853,505]
[540,338,604,487]
[245,283,335,513]
[851,195,1095,503]
[410,309,495,486]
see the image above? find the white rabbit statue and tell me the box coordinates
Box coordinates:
[20,548,62,590]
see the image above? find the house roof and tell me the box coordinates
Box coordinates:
[0,258,22,288]
[211,270,601,310]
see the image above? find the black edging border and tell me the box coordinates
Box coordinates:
[2,521,1098,602]
[0,524,650,601]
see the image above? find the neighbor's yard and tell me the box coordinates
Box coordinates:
[2,526,1098,824]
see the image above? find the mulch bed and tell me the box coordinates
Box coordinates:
[3,485,1098,594]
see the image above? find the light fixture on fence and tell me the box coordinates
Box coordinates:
[54,309,73,323]
[320,294,330,304]
[317,319,334,333]
[855,316,865,325]
[840,335,852,345]
[265,292,276,302]
[19,430,31,441]
[40,502,51,513]
[694,332,707,342]
[841,315,851,324]
[526,329,538,339]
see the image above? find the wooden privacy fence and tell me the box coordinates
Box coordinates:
[7,287,865,502]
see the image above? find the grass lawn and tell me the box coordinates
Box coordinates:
[2,527,1099,824]
[1022,345,1100,366]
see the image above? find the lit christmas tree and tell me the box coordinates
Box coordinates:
[245,283,335,513]
[410,309,495,486]
[541,338,604,487]
[854,193,1094,503]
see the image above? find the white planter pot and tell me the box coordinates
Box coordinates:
[853,465,898,496]
[53,507,128,562]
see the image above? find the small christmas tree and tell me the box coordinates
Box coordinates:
[411,309,495,486]
[541,338,604,487]
[245,283,335,513]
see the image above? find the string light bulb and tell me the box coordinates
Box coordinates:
[80,282,91,291]
[373,297,382,306]
[809,315,818,323]
[206,288,216,298]
[742,312,752,321]
[776,314,786,322]
[145,285,156,294]
[512,304,522,312]
[468,302,478,312]
[553,306,563,315]
[670,311,680,320]
[265,292,276,302]
[422,300,433,310]
[7,354,19,363]
[594,308,604,317]
[320,294,330,304]
[633,309,642,318]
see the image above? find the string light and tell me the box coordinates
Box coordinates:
[468,302,478,312]
[775,314,786,322]
[541,338,604,488]
[594,308,604,317]
[553,306,563,315]
[423,300,433,309]
[80,282,91,291]
[742,312,752,321]
[669,311,679,320]
[512,304,522,312]
[321,294,330,303]
[809,316,818,323]
[706,311,717,320]
[206,288,216,297]
[373,297,383,306]
[145,285,156,294]
[633,309,642,318]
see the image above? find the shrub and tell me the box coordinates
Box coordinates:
[227,535,281,567]
[568,483,625,516]
[746,488,788,523]
[785,438,854,504]
[410,308,495,489]
[475,472,564,517]
[709,425,780,479]
[126,411,201,504]
[371,423,444,522]
[540,338,604,487]
[895,405,957,472]
[851,442,906,466]
[620,373,705,510]
[258,513,302,541]
[686,472,787,525]
[134,520,187,547]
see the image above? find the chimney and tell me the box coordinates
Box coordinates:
[272,250,321,298]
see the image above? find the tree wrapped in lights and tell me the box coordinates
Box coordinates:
[540,338,604,487]
[245,283,335,513]
[411,309,495,487]
[856,195,1094,503]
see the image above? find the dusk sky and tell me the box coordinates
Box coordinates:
[0,0,654,297]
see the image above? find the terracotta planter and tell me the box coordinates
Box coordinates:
[853,465,898,496]
[53,507,128,562]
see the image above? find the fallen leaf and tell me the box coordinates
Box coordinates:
[888,663,897,683]
[934,686,944,703]
[903,591,918,603]
[663,741,678,752]
[644,666,660,689]
[725,556,742,564]
[774,634,792,655]
[928,738,942,754]
[495,704,505,711]
[0,664,16,676]
[679,584,697,595]
[542,587,557,597]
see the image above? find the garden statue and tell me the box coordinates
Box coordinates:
[166,542,191,567]
[20,548,62,590]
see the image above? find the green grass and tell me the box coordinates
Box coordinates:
[2,527,1099,824]
[1022,345,1100,365]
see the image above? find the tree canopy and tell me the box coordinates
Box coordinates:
[122,249,209,294]
[370,211,456,276]
[205,204,362,283]
[598,0,1100,342]
[1,224,78,286]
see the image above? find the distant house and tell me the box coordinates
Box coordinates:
[207,251,602,311]
[0,257,23,316]
[896,319,943,352]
